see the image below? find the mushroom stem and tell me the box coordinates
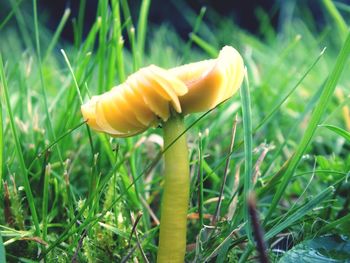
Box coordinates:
[157,113,190,263]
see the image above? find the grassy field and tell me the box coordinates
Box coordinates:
[1,0,350,262]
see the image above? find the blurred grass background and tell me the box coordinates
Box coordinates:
[0,0,350,262]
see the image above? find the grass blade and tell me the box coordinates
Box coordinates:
[318,212,350,235]
[8,0,32,49]
[33,0,63,163]
[322,0,348,37]
[240,70,254,243]
[0,53,40,236]
[120,0,138,70]
[265,186,334,240]
[182,6,207,62]
[198,133,204,228]
[60,50,83,104]
[111,0,126,82]
[190,33,218,57]
[0,0,24,31]
[254,47,326,132]
[137,0,151,65]
[97,0,108,93]
[76,0,87,47]
[320,124,350,142]
[264,30,350,223]
[42,164,50,242]
[107,0,120,88]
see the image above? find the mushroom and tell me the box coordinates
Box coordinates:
[81,45,244,262]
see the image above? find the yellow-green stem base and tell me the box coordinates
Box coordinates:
[157,115,190,263]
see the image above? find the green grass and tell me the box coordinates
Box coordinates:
[1,0,350,262]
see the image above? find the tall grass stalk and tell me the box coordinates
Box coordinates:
[137,0,151,65]
[240,70,254,243]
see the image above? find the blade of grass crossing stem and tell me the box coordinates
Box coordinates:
[320,124,350,142]
[136,0,151,65]
[240,69,254,243]
[33,0,63,163]
[265,186,334,240]
[264,31,350,224]
[0,53,40,236]
[97,0,108,93]
[43,8,71,61]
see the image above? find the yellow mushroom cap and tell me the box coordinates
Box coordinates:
[171,46,244,114]
[81,45,244,137]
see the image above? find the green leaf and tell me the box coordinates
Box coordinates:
[320,124,350,142]
[279,235,350,263]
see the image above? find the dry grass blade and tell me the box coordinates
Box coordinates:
[227,160,242,220]
[252,143,273,185]
[212,113,239,225]
[140,197,160,225]
[71,229,87,263]
[204,224,245,262]
[128,211,149,262]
